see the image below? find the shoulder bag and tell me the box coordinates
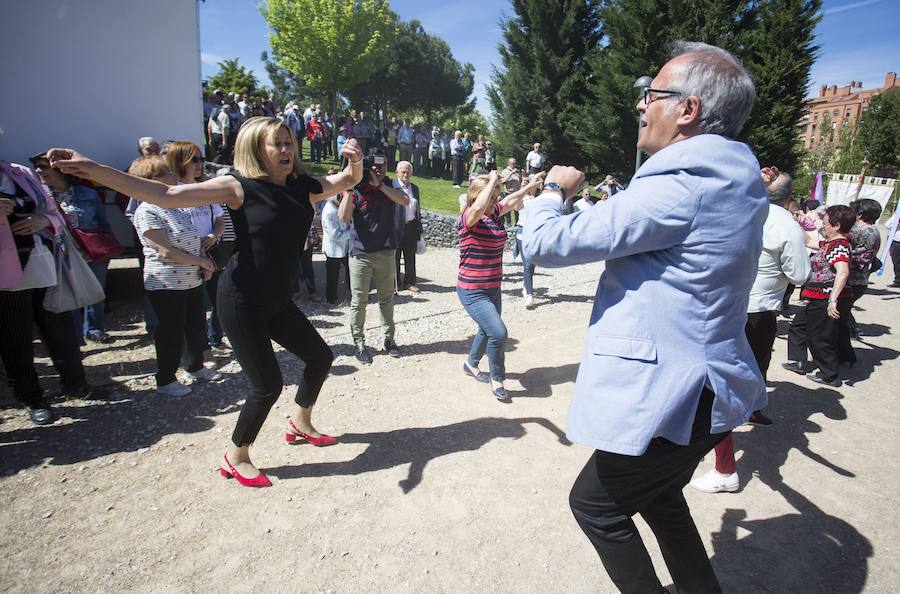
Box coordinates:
[43,227,105,313]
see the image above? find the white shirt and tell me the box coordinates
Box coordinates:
[183,204,223,237]
[888,211,900,242]
[133,203,203,291]
[393,179,418,223]
[525,150,544,170]
[747,203,811,313]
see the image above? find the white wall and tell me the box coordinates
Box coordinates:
[0,0,203,170]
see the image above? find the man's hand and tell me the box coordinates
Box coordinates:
[369,169,383,189]
[10,214,50,236]
[201,234,218,251]
[544,165,585,199]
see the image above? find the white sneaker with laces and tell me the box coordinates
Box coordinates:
[524,294,535,308]
[157,380,192,397]
[689,469,739,493]
[188,367,223,383]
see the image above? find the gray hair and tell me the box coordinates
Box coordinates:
[767,171,793,203]
[668,41,755,138]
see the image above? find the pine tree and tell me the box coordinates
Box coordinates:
[207,58,259,97]
[488,0,602,168]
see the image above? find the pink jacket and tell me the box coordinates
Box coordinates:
[0,161,65,289]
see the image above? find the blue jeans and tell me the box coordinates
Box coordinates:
[75,259,109,342]
[457,286,507,382]
[523,258,536,296]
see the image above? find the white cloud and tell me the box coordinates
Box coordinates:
[200,52,225,67]
[823,0,886,16]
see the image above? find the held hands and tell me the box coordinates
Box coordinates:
[341,138,362,163]
[197,256,216,281]
[46,149,98,179]
[10,214,50,236]
[544,165,585,199]
[200,234,218,251]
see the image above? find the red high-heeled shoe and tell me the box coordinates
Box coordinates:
[285,418,337,446]
[219,454,272,488]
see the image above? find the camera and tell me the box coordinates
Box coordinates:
[359,152,387,185]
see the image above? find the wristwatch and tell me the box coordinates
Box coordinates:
[543,182,565,198]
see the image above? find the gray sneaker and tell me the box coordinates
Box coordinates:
[384,339,402,358]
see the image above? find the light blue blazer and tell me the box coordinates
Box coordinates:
[523,134,769,455]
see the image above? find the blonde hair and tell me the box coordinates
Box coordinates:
[165,140,202,181]
[128,156,171,180]
[233,116,307,180]
[465,174,495,208]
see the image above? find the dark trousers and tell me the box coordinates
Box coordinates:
[839,285,866,363]
[745,310,777,381]
[325,255,350,304]
[570,389,726,594]
[210,133,228,165]
[787,298,851,381]
[218,292,333,446]
[451,156,463,185]
[430,157,443,178]
[891,241,900,284]
[204,271,223,346]
[146,286,207,386]
[0,288,86,406]
[395,222,418,289]
[297,246,316,294]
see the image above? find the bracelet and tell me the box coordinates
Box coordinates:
[350,158,362,164]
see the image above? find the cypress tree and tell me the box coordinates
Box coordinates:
[488,0,602,168]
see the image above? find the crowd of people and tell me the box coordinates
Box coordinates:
[2,40,899,594]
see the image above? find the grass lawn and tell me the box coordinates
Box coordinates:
[298,145,465,216]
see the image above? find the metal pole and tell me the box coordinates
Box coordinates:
[633,76,653,176]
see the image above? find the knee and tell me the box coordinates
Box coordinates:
[490,324,508,344]
[310,346,334,373]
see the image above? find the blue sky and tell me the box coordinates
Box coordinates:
[199,0,899,117]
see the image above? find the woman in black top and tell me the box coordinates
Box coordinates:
[49,117,363,488]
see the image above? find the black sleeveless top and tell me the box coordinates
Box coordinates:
[219,172,323,302]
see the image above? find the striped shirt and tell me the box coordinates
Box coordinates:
[458,205,507,290]
[133,203,203,291]
[800,237,852,300]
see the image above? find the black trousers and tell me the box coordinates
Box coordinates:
[570,389,726,594]
[297,246,316,293]
[325,255,350,304]
[395,221,418,289]
[745,310,777,381]
[146,286,207,386]
[891,241,900,284]
[787,298,851,381]
[430,157,443,178]
[218,292,333,446]
[0,288,86,406]
[839,285,867,363]
[451,156,463,185]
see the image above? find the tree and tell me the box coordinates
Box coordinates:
[743,0,821,173]
[261,0,394,151]
[488,0,602,168]
[207,58,259,97]
[856,90,900,174]
[345,18,474,123]
[261,50,309,107]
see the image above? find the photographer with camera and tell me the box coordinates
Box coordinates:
[339,150,410,364]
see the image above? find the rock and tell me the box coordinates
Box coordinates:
[340,551,349,557]
[42,511,53,519]
[137,447,149,454]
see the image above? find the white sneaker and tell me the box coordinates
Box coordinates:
[524,294,535,308]
[157,380,192,397]
[689,469,739,493]
[188,367,223,383]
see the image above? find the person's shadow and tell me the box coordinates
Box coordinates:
[708,381,873,592]
[266,416,571,493]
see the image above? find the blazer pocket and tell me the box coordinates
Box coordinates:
[591,334,657,362]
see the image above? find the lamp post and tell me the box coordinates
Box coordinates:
[633,75,653,175]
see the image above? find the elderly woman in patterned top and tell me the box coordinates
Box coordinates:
[841,199,883,348]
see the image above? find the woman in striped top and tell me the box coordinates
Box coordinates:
[457,170,544,400]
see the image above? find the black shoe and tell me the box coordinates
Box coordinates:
[782,361,806,375]
[28,402,55,425]
[85,330,114,344]
[807,371,841,387]
[747,410,773,427]
[355,345,372,364]
[384,339,402,358]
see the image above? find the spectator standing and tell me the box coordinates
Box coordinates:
[398,118,415,164]
[208,104,231,164]
[525,142,544,174]
[413,125,429,175]
[338,151,410,364]
[307,115,324,164]
[393,161,422,293]
[841,199,882,344]
[888,208,900,287]
[429,128,444,179]
[461,132,472,174]
[450,131,465,188]
[470,134,487,175]
[484,141,496,172]
[386,116,399,167]
[138,137,161,157]
[321,185,351,305]
[441,132,452,178]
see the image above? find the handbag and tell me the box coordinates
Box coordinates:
[15,240,58,290]
[43,228,105,313]
[70,227,123,261]
[870,255,883,276]
[416,236,426,255]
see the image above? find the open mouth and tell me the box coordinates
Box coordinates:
[279,157,291,166]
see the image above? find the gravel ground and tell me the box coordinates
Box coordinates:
[1,248,898,593]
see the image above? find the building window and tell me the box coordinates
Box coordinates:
[832,109,839,116]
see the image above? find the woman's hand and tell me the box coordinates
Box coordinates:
[341,138,362,163]
[827,301,840,320]
[10,214,50,236]
[0,197,14,217]
[200,234,218,251]
[196,256,216,280]
[46,149,99,179]
[760,166,780,186]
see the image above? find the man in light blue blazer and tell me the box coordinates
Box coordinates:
[523,41,768,593]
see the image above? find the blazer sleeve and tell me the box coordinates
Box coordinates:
[522,172,700,267]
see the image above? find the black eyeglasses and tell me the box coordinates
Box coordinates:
[642,87,684,106]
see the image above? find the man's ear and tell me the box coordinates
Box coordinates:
[677,96,702,128]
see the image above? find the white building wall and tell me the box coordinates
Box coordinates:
[0,0,203,170]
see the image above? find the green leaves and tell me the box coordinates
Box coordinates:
[207,58,259,97]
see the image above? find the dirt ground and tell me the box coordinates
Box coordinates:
[1,248,898,593]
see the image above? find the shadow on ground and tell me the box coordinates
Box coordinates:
[266,416,570,493]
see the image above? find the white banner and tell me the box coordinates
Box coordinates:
[825,173,896,209]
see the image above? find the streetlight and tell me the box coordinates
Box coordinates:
[633,75,653,175]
